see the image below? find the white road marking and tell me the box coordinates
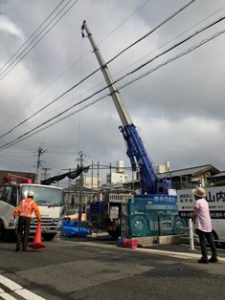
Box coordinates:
[0,275,22,291]
[0,274,46,300]
[16,289,46,300]
[135,247,225,262]
[0,292,17,300]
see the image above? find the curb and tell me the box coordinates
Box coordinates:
[73,240,225,263]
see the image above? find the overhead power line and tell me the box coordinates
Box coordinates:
[110,3,225,82]
[0,0,151,132]
[0,11,224,150]
[98,0,152,43]
[106,0,196,65]
[118,28,225,91]
[1,8,225,144]
[0,0,79,80]
[1,25,225,151]
[110,13,225,86]
[0,0,196,140]
[0,0,65,75]
[0,94,108,151]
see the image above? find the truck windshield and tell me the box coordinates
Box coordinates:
[20,185,63,207]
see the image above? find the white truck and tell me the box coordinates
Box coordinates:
[0,181,64,241]
[177,186,225,247]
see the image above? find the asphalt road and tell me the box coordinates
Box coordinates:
[0,236,225,300]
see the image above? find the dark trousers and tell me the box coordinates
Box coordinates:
[16,216,31,250]
[196,229,217,259]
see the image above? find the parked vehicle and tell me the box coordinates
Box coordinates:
[89,192,131,238]
[0,174,64,241]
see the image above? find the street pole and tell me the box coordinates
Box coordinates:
[91,160,94,201]
[109,162,112,191]
[41,167,51,181]
[188,218,195,250]
[36,146,46,183]
[97,161,100,192]
[78,151,84,221]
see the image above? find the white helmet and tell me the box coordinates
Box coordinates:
[28,191,34,197]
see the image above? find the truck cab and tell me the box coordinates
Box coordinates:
[0,183,64,241]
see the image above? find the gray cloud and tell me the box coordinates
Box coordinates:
[1,0,225,185]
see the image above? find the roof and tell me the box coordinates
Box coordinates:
[158,164,220,178]
[210,171,225,178]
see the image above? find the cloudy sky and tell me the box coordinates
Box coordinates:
[1,0,225,185]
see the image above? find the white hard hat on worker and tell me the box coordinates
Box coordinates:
[27,191,34,197]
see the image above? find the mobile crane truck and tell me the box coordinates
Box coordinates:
[81,21,186,238]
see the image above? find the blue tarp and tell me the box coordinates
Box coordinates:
[62,220,91,237]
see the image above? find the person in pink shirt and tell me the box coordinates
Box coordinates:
[192,187,218,264]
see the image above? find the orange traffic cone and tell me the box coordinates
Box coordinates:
[29,221,45,249]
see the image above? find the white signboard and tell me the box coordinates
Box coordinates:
[177,186,225,219]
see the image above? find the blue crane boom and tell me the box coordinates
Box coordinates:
[81,20,170,195]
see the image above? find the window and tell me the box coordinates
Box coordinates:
[20,185,63,206]
[0,186,17,206]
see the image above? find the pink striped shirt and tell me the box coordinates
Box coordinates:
[194,198,212,232]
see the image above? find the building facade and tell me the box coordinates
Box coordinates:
[158,164,220,190]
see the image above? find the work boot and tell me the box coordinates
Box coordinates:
[15,246,21,252]
[209,257,219,263]
[198,257,209,264]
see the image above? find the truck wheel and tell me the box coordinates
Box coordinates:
[131,215,148,237]
[5,230,16,242]
[107,225,121,239]
[42,233,56,241]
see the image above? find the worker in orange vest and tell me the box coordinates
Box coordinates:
[13,190,41,251]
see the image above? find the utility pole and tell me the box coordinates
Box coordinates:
[97,161,100,192]
[41,167,51,181]
[36,146,46,183]
[77,151,85,220]
[91,160,94,201]
[109,162,112,191]
[61,168,75,213]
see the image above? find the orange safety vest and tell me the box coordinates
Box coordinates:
[13,198,41,219]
